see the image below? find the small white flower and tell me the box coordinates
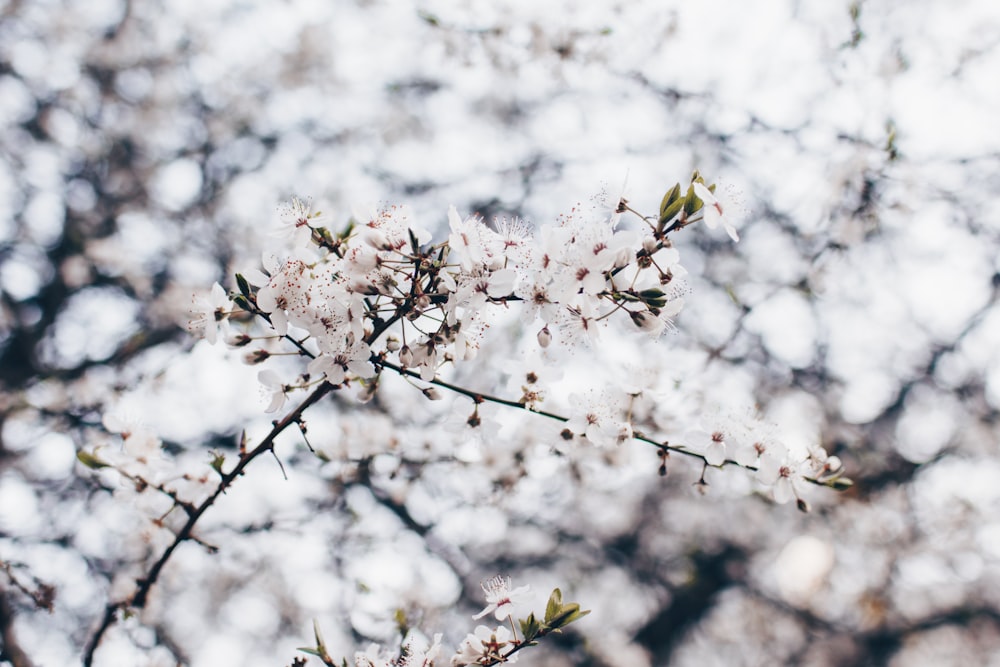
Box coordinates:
[553,298,604,347]
[448,206,490,271]
[258,369,287,413]
[275,195,321,246]
[492,215,534,265]
[443,399,500,445]
[307,338,375,385]
[473,575,531,621]
[757,447,801,505]
[102,413,163,463]
[565,392,631,448]
[451,624,518,666]
[187,282,231,344]
[692,181,743,242]
[401,633,443,667]
[684,425,744,467]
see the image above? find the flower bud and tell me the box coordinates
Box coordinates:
[227,333,253,347]
[629,310,665,335]
[244,349,271,364]
[422,387,442,401]
[537,325,552,348]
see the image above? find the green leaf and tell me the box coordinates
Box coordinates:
[659,199,684,226]
[544,588,563,625]
[235,273,251,297]
[658,183,681,220]
[682,184,703,217]
[658,184,685,225]
[298,619,338,663]
[313,619,327,652]
[232,294,252,312]
[551,607,591,629]
[542,589,591,630]
[830,477,854,491]
[209,451,225,476]
[76,449,109,470]
[519,612,542,643]
[638,288,666,306]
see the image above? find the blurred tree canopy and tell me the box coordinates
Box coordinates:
[1,0,999,665]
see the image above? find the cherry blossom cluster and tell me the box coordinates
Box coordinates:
[209,182,699,376]
[75,174,853,665]
[298,577,587,667]
[184,174,851,497]
[194,179,710,402]
[682,412,847,510]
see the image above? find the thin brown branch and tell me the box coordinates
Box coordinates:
[81,381,334,666]
[82,311,406,665]
[375,359,841,488]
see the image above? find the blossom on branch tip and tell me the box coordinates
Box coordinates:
[473,575,531,621]
[692,181,743,242]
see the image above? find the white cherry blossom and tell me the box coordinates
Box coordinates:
[692,181,743,242]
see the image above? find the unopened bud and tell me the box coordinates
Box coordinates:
[630,310,665,335]
[796,498,810,513]
[244,349,271,364]
[825,455,844,475]
[385,336,401,352]
[227,333,252,347]
[422,387,442,401]
[537,325,552,348]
